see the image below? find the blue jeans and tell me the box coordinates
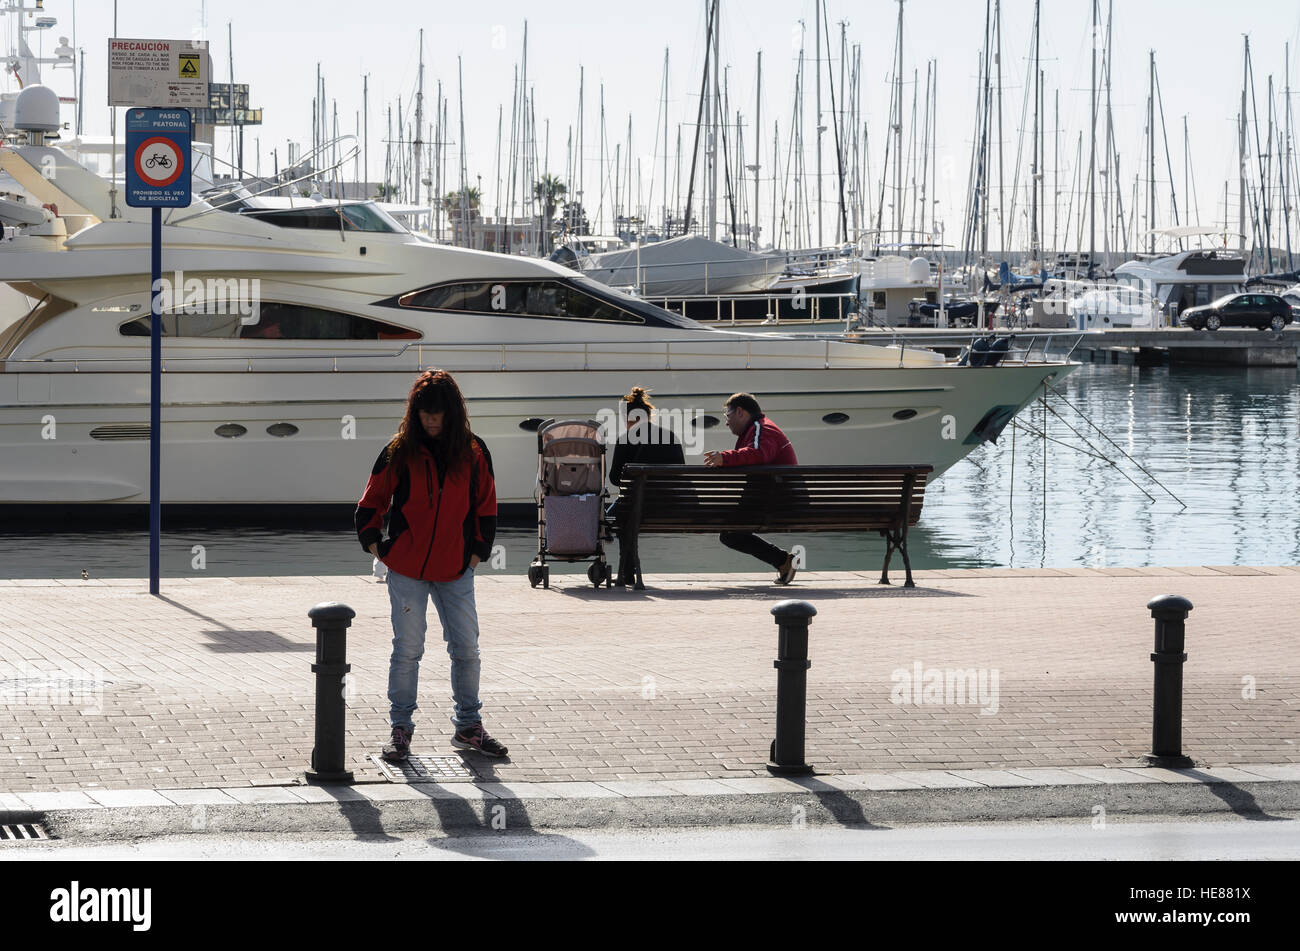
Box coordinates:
[386,567,482,732]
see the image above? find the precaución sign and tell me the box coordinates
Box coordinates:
[125,109,193,208]
[109,38,209,109]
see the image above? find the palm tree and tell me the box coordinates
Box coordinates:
[533,174,568,251]
[443,186,481,217]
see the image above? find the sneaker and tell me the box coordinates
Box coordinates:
[452,724,509,758]
[382,725,412,763]
[776,553,797,586]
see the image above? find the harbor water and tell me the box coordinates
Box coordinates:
[3,363,1298,580]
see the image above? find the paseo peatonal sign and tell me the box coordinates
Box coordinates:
[108,38,210,109]
[125,109,193,208]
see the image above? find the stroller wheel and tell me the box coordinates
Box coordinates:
[542,566,550,590]
[527,565,542,589]
[587,562,603,588]
[604,564,614,589]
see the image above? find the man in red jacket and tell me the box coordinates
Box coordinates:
[704,392,800,585]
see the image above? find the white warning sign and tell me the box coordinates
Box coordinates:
[109,38,210,109]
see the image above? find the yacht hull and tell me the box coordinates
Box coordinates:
[0,363,1069,507]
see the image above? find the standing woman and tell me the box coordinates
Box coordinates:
[356,370,508,761]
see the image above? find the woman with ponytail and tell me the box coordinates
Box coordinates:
[607,386,685,582]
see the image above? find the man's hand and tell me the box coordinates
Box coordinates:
[704,451,724,468]
[469,555,481,569]
[368,544,380,557]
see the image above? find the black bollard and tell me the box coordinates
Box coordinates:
[1142,595,1195,769]
[305,602,356,784]
[768,600,816,776]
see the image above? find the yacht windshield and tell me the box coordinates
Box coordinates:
[247,202,406,233]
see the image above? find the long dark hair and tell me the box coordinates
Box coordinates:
[387,369,473,472]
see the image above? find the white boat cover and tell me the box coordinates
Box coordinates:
[582,235,785,296]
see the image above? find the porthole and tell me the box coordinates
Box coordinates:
[267,423,299,438]
[822,413,850,425]
[519,418,544,432]
[701,415,722,429]
[215,424,248,439]
[893,409,918,421]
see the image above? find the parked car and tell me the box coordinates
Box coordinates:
[1180,293,1295,332]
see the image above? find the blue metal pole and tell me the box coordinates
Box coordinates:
[149,206,162,596]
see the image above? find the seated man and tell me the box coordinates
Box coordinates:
[703,392,799,585]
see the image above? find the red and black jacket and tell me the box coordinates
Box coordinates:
[719,416,798,467]
[355,436,497,582]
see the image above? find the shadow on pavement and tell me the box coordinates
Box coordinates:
[791,778,887,830]
[1181,770,1294,822]
[557,585,974,603]
[158,596,314,653]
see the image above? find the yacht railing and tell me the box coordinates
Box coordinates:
[4,331,1082,374]
[639,291,859,324]
[796,330,1088,368]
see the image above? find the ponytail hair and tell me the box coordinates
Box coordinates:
[623,385,654,422]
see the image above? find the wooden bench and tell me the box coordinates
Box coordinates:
[612,464,933,590]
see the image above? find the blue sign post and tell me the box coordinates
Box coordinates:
[125,108,192,597]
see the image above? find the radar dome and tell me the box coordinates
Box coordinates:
[908,257,930,284]
[14,85,61,133]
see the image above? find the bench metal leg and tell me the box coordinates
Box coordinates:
[880,529,917,589]
[879,530,895,586]
[898,531,916,589]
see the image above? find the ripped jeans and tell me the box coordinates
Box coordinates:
[385,567,482,732]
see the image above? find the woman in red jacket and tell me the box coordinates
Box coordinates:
[355,370,508,762]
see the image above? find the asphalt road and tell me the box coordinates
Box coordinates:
[7,813,1300,860]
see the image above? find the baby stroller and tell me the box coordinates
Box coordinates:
[528,419,614,590]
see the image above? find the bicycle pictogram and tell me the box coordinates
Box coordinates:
[145,153,173,170]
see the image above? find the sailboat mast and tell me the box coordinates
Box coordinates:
[815,0,823,247]
[1241,36,1248,255]
[1031,0,1040,263]
[414,31,424,210]
[709,0,721,241]
[895,0,905,247]
[754,49,762,249]
[1088,0,1098,276]
[1149,49,1156,254]
[664,48,671,236]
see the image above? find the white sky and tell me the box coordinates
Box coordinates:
[10,0,1300,252]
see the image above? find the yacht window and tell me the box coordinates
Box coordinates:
[398,280,644,323]
[121,302,420,340]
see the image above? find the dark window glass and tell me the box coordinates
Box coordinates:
[120,302,419,340]
[248,203,401,233]
[400,280,643,323]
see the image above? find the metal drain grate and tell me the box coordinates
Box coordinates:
[369,753,479,784]
[1,823,51,842]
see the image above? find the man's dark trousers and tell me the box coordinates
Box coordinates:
[719,532,787,569]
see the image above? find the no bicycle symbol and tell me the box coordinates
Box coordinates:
[134,137,185,187]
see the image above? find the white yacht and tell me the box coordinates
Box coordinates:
[0,91,1076,511]
[1113,229,1249,326]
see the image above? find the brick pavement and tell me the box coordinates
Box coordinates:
[0,568,1297,794]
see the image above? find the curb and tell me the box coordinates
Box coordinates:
[6,767,1300,839]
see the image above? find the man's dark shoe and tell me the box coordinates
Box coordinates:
[382,725,413,763]
[776,553,797,586]
[452,724,509,757]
